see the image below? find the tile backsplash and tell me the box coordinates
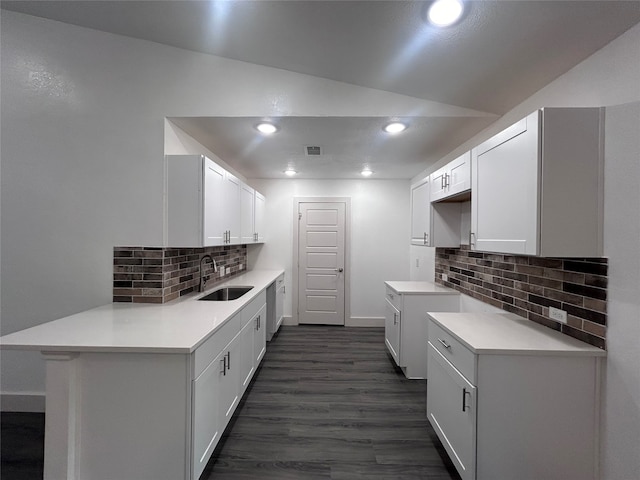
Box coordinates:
[113,246,247,303]
[435,247,607,349]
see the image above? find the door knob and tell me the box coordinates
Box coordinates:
[335,268,344,272]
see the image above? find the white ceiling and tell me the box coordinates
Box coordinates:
[3,0,640,179]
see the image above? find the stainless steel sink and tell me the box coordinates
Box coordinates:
[198,286,253,301]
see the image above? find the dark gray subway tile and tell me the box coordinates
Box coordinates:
[563,282,607,301]
[563,260,608,276]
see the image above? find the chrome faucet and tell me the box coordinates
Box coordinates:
[198,254,218,292]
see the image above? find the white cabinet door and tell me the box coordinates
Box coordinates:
[240,183,255,244]
[431,152,471,202]
[430,167,448,202]
[253,304,267,366]
[192,350,223,480]
[218,338,240,431]
[223,172,242,244]
[254,191,266,243]
[471,108,602,257]
[238,318,255,396]
[427,343,476,480]
[447,152,471,197]
[203,159,227,246]
[410,178,430,245]
[384,298,401,365]
[471,114,539,255]
[167,155,267,247]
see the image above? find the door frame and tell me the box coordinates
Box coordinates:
[292,197,351,325]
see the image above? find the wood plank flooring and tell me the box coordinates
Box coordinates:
[0,325,460,480]
[202,325,461,480]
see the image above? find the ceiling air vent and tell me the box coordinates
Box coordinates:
[305,146,322,156]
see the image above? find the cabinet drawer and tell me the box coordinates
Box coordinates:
[242,290,266,328]
[385,287,402,310]
[194,313,241,378]
[428,318,476,384]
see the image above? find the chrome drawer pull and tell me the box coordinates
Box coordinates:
[438,338,452,350]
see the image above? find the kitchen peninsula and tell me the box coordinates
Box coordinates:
[0,269,284,480]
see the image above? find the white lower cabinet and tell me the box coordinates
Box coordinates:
[427,314,603,480]
[383,283,460,379]
[239,317,256,394]
[192,347,223,480]
[253,304,267,365]
[384,296,401,364]
[191,290,266,479]
[217,337,241,428]
[427,343,476,480]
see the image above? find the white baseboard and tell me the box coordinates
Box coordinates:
[1,392,46,412]
[346,317,385,327]
[284,316,384,327]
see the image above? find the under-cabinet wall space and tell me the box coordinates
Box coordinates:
[435,246,607,348]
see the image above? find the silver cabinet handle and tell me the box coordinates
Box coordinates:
[225,351,231,370]
[220,358,226,376]
[469,231,475,247]
[393,312,398,325]
[438,338,451,350]
[423,232,427,244]
[441,174,445,189]
[444,173,450,188]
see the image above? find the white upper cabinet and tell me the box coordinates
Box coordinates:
[430,151,471,202]
[254,191,266,242]
[223,172,242,244]
[240,183,255,244]
[411,178,431,246]
[202,159,227,246]
[166,155,266,247]
[240,183,265,244]
[411,176,462,248]
[471,108,603,256]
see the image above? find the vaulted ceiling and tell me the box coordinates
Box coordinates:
[4,0,639,178]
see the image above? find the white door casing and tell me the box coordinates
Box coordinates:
[294,198,350,325]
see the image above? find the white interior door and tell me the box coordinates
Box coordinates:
[298,202,346,325]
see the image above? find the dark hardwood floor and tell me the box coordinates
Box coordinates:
[1,325,460,480]
[203,326,460,480]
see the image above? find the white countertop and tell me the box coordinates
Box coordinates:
[0,269,284,354]
[428,312,605,357]
[385,280,459,295]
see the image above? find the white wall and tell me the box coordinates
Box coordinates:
[1,10,430,401]
[247,179,409,322]
[601,102,640,480]
[410,23,640,480]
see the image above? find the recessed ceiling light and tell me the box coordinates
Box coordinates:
[284,168,297,176]
[428,0,464,27]
[361,168,373,177]
[256,123,278,135]
[384,122,407,134]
